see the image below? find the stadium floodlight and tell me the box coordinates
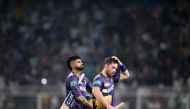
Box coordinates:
[41,78,47,85]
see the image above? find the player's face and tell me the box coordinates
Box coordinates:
[73,59,84,71]
[106,62,118,77]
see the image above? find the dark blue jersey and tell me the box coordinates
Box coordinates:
[93,69,121,107]
[66,73,92,109]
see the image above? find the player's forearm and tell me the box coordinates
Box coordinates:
[123,69,130,78]
[112,56,130,78]
[77,96,93,109]
[120,64,130,78]
[92,88,110,107]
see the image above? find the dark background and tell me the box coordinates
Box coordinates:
[0,0,190,109]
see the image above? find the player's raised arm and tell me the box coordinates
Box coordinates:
[111,56,130,79]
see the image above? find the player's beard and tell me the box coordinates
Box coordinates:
[75,65,84,71]
[106,71,113,78]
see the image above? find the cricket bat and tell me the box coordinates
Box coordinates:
[60,91,74,109]
[115,102,125,109]
[60,104,69,109]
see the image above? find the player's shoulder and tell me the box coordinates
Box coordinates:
[83,76,89,81]
[93,73,104,86]
[94,73,103,80]
[66,73,79,87]
[66,73,78,81]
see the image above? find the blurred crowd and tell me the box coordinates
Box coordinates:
[0,0,190,87]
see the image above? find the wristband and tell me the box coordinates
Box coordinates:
[120,64,127,72]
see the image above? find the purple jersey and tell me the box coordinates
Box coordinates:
[93,69,120,106]
[66,73,92,109]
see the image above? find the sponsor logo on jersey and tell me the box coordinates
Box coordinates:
[102,85,114,93]
[104,82,110,87]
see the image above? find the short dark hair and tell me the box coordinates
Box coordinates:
[104,56,118,65]
[67,56,81,71]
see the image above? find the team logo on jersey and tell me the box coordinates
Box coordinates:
[93,80,101,85]
[70,80,78,87]
[104,82,110,87]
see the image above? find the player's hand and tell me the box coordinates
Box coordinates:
[87,103,93,109]
[111,56,122,66]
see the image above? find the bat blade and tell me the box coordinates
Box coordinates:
[60,104,70,109]
[115,102,125,109]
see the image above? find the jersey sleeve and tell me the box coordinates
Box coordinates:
[113,66,128,83]
[93,76,103,88]
[68,76,82,97]
[113,68,120,83]
[85,77,93,93]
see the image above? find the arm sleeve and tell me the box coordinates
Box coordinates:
[69,76,82,98]
[113,68,120,83]
[86,77,93,93]
[93,77,103,88]
[113,64,128,83]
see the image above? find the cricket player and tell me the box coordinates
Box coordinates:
[92,56,130,109]
[60,56,93,109]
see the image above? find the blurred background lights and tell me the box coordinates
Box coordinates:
[41,78,47,85]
